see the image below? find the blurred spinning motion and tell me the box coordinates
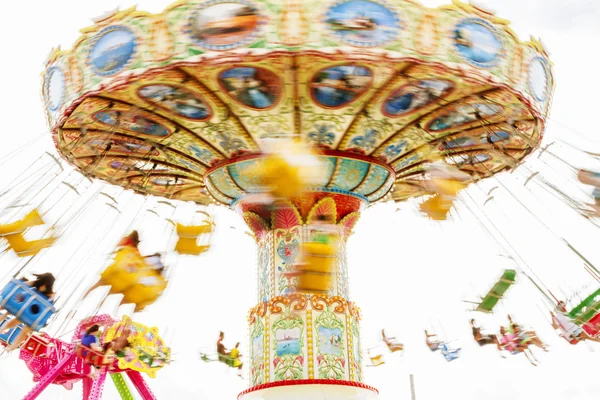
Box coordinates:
[420,161,471,221]
[242,138,325,205]
[84,231,167,312]
[285,214,340,294]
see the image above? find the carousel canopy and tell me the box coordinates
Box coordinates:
[43,0,554,207]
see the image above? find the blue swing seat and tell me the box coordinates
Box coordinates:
[0,278,55,331]
[0,317,25,346]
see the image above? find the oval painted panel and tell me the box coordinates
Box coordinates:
[529,57,549,102]
[449,153,491,165]
[190,1,261,50]
[150,177,186,186]
[45,67,65,111]
[427,103,502,132]
[93,111,169,137]
[89,26,136,76]
[219,67,281,109]
[310,65,373,108]
[325,0,400,47]
[442,130,510,149]
[383,80,453,117]
[138,85,212,120]
[454,18,501,67]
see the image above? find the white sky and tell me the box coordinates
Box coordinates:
[0,0,600,399]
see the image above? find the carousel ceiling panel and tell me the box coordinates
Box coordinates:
[295,54,401,149]
[339,64,495,156]
[391,182,429,202]
[42,0,555,206]
[61,97,225,169]
[75,155,202,184]
[63,131,207,176]
[180,57,295,142]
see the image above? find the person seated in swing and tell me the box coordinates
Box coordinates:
[498,326,519,354]
[578,169,600,214]
[230,342,243,376]
[118,230,140,250]
[217,331,232,365]
[470,319,499,349]
[551,301,600,344]
[80,324,109,378]
[507,315,549,351]
[0,272,56,350]
[145,253,167,276]
[382,329,403,352]
[424,330,442,351]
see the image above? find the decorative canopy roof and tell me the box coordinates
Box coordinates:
[43,0,554,207]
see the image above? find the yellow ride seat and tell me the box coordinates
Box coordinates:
[4,234,57,257]
[176,223,212,238]
[121,270,167,312]
[431,178,467,197]
[175,238,210,256]
[420,194,453,221]
[0,210,45,236]
[101,246,146,293]
[244,155,305,199]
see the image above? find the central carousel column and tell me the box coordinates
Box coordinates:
[205,152,393,398]
[235,194,378,399]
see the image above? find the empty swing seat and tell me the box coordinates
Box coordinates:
[22,332,52,357]
[0,279,55,330]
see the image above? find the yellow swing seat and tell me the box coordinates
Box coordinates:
[287,270,333,293]
[121,271,167,311]
[244,155,305,199]
[431,178,467,196]
[101,246,146,293]
[4,235,57,257]
[420,194,454,221]
[174,238,210,256]
[0,210,45,236]
[176,223,212,238]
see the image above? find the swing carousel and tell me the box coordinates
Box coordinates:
[41,0,554,398]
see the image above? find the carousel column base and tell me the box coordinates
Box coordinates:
[238,380,379,400]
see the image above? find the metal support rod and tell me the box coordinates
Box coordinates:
[410,374,416,400]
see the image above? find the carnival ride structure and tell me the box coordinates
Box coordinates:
[39,0,557,398]
[0,314,169,400]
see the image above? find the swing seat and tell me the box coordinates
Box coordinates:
[475,269,517,313]
[101,247,146,293]
[431,178,467,197]
[420,194,454,221]
[302,241,338,257]
[76,344,114,367]
[4,234,57,257]
[582,313,600,337]
[0,279,55,330]
[0,317,24,346]
[385,342,403,352]
[0,210,45,236]
[22,332,52,357]
[569,288,600,324]
[176,223,212,238]
[175,237,210,255]
[368,355,385,367]
[286,271,333,293]
[244,155,305,199]
[296,242,337,274]
[121,272,167,311]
